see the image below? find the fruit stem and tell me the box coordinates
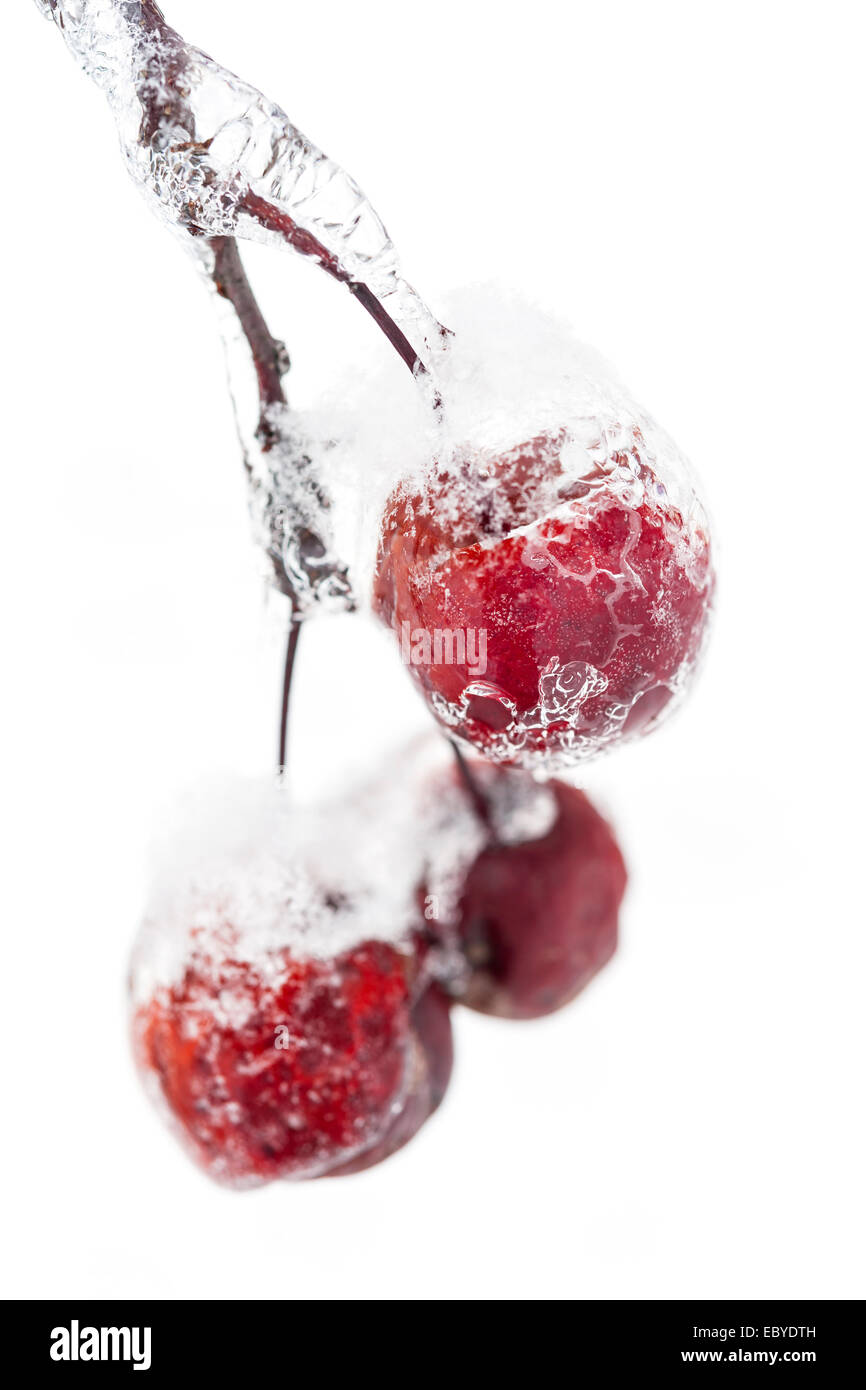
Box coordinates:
[207,241,305,780]
[278,617,302,774]
[210,236,288,418]
[240,190,426,380]
[450,741,496,839]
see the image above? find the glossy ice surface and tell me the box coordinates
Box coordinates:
[38,0,442,613]
[375,423,713,771]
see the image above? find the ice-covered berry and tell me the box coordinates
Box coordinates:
[375,426,713,771]
[129,779,454,1184]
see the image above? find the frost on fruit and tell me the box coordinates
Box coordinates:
[39,0,444,614]
[130,764,452,1185]
[128,749,569,1181]
[363,290,715,772]
[130,748,556,1007]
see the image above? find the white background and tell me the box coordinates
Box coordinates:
[2,1,863,1300]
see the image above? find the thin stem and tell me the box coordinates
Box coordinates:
[208,241,307,778]
[278,619,302,774]
[241,190,426,379]
[210,236,288,421]
[207,234,352,607]
[349,282,426,378]
[450,740,495,838]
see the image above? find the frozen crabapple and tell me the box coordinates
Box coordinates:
[129,783,453,1185]
[374,424,714,771]
[132,919,451,1185]
[422,763,626,1019]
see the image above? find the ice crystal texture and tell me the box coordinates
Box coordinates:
[196,236,354,613]
[131,767,435,1006]
[37,2,438,342]
[367,291,714,771]
[130,742,558,1006]
[38,0,444,614]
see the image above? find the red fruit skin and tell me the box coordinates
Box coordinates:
[373,432,713,766]
[322,984,453,1177]
[446,777,627,1019]
[133,935,452,1186]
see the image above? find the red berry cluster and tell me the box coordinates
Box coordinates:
[130,369,711,1188]
[36,0,714,1188]
[131,761,625,1185]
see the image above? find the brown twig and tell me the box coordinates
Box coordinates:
[241,190,426,378]
[210,236,288,416]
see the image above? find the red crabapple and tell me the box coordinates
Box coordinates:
[374,426,713,770]
[132,920,451,1185]
[130,783,454,1185]
[423,763,626,1019]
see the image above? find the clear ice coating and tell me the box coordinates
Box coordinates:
[36,2,440,344]
[39,0,446,614]
[363,290,715,773]
[192,234,354,611]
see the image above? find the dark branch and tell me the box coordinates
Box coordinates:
[241,190,425,378]
[210,236,288,412]
[279,620,302,773]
